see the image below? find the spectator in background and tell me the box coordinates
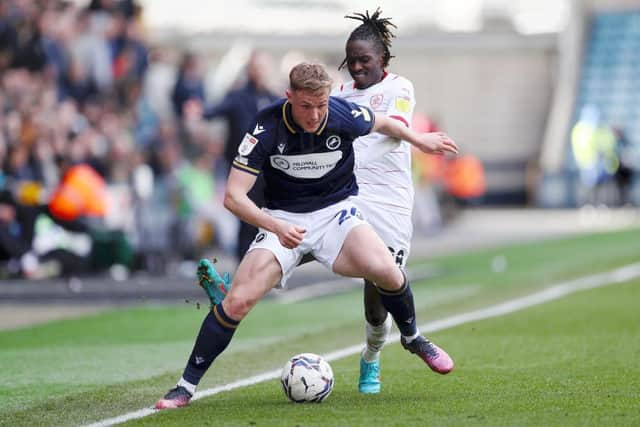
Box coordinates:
[571,104,619,205]
[69,7,113,92]
[58,56,99,107]
[0,139,32,275]
[171,52,205,119]
[413,111,485,219]
[141,48,175,121]
[196,51,279,260]
[2,0,47,72]
[0,188,39,277]
[108,9,148,106]
[442,154,486,206]
[38,5,70,81]
[613,127,634,206]
[201,51,279,173]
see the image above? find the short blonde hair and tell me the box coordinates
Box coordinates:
[289,62,333,92]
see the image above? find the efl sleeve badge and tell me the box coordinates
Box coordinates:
[238,133,259,156]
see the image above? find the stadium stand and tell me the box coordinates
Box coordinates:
[540,8,640,207]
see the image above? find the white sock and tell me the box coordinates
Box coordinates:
[401,330,420,344]
[362,314,392,362]
[177,377,197,395]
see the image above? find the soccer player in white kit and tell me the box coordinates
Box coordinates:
[332,9,449,394]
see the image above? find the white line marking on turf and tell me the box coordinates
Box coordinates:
[85,262,640,427]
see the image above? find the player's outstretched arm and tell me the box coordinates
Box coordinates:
[372,113,459,156]
[224,168,305,249]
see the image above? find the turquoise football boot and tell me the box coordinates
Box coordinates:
[358,356,381,394]
[197,259,231,307]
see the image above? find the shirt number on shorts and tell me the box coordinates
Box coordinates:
[388,246,405,267]
[338,206,360,225]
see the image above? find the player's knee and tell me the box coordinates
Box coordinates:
[223,293,258,320]
[369,263,403,291]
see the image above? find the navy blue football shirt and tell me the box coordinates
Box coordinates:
[232,96,375,213]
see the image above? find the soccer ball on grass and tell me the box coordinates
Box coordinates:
[280,353,334,403]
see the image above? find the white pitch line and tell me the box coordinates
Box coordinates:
[85,262,640,427]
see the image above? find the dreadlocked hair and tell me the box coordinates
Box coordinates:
[339,7,397,70]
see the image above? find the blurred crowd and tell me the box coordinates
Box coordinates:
[0,0,242,280]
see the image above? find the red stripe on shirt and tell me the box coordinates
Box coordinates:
[389,115,409,128]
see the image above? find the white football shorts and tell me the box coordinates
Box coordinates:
[354,197,412,269]
[247,196,368,287]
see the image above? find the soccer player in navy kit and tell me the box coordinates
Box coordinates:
[156,62,458,409]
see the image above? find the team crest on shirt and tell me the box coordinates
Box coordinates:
[370,94,384,109]
[272,157,290,170]
[325,135,341,150]
[238,133,259,156]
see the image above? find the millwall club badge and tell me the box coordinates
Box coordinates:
[326,135,341,150]
[238,133,259,156]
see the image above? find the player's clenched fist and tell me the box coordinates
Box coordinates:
[275,221,306,249]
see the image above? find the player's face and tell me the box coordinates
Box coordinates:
[286,88,330,133]
[345,39,385,90]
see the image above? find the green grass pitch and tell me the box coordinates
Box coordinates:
[1,228,639,426]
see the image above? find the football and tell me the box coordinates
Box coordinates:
[280,353,334,403]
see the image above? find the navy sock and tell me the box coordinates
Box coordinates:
[182,304,239,385]
[376,275,417,337]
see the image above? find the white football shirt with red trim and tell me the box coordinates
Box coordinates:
[332,72,416,216]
